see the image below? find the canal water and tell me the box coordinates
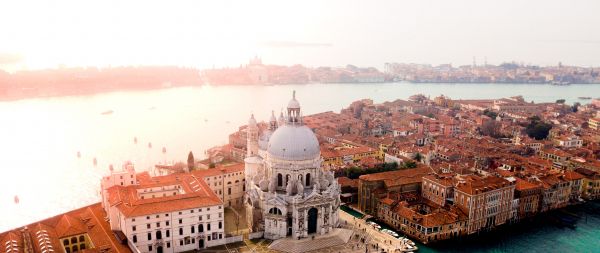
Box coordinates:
[348,201,600,253]
[1,82,599,251]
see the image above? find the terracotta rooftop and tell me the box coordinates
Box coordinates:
[337,177,358,188]
[360,166,431,188]
[107,171,222,217]
[455,175,514,195]
[514,178,541,191]
[0,203,132,253]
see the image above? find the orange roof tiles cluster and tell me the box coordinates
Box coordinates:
[107,171,223,217]
[360,166,431,188]
[455,175,514,195]
[0,203,132,253]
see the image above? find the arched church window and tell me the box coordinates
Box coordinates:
[277,174,283,187]
[269,207,283,215]
[306,173,311,186]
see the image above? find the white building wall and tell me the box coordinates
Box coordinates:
[119,205,225,253]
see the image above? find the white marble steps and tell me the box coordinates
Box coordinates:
[268,228,353,253]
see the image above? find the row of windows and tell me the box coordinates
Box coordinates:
[205,173,244,181]
[132,222,223,243]
[133,213,222,231]
[132,206,222,222]
[140,192,178,199]
[276,173,311,187]
[64,244,86,253]
[63,236,85,245]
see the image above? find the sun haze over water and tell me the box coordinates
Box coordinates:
[1,0,600,71]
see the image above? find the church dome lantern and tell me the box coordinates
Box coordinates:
[267,91,320,161]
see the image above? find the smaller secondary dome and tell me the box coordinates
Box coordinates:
[248,114,257,126]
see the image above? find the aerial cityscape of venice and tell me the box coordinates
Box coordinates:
[2,1,600,253]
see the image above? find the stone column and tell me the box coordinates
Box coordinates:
[303,209,308,238]
[320,205,325,235]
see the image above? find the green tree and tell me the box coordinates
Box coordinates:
[187,151,195,171]
[384,162,398,171]
[556,99,566,104]
[414,153,423,162]
[402,160,417,169]
[482,109,498,119]
[526,121,552,140]
[572,102,581,112]
[481,120,502,138]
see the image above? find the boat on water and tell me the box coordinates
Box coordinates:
[551,81,571,86]
[367,221,381,229]
[390,236,417,252]
[101,110,114,115]
[382,229,399,237]
[578,97,592,99]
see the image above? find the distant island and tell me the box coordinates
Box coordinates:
[384,61,600,85]
[1,58,599,101]
[0,66,202,101]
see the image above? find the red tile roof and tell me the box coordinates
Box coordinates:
[108,172,222,217]
[455,175,514,195]
[0,203,132,253]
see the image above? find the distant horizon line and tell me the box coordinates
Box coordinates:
[2,60,598,73]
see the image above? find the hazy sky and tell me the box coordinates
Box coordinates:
[1,0,600,70]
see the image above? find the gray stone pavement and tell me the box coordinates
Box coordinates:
[201,209,402,253]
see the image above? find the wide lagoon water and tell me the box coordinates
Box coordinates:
[1,82,599,251]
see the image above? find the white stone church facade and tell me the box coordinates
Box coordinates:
[244,92,341,240]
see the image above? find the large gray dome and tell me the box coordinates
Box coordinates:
[267,124,320,161]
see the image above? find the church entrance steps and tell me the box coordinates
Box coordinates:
[268,228,353,253]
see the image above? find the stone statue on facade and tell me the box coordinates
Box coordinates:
[286,179,294,195]
[296,179,304,197]
[313,181,320,194]
[268,175,276,193]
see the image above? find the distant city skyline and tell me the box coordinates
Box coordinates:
[2,0,600,71]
